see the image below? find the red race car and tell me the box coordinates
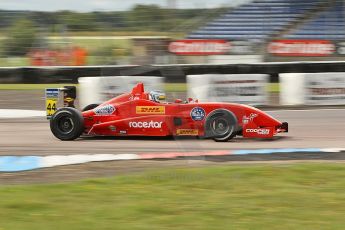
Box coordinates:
[47,83,288,141]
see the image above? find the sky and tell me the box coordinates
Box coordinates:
[0,0,250,12]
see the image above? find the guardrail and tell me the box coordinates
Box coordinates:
[2,61,345,83]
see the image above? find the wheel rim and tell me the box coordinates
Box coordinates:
[211,117,230,137]
[57,116,74,134]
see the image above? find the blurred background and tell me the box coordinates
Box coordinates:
[1,0,345,67]
[1,2,345,229]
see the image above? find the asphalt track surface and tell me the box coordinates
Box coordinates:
[1,108,345,184]
[1,109,344,157]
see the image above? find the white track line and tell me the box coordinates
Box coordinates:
[265,108,345,113]
[0,109,45,118]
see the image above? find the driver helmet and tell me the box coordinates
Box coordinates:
[149,90,166,103]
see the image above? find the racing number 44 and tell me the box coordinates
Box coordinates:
[45,88,60,119]
[46,99,57,117]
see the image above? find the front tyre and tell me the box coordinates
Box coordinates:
[50,107,84,141]
[205,109,238,142]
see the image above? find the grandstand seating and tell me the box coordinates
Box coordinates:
[284,1,345,40]
[188,0,325,41]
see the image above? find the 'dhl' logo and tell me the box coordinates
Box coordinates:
[136,106,165,114]
[142,108,160,112]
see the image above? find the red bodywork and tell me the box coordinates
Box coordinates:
[82,83,288,139]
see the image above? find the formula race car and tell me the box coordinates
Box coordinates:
[46,83,288,141]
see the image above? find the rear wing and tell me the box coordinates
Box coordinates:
[45,86,77,119]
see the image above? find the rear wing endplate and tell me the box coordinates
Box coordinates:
[45,86,77,119]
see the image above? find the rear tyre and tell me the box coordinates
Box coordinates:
[205,109,238,142]
[82,104,99,112]
[50,107,84,141]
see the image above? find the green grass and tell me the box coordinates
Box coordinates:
[1,163,345,229]
[0,83,279,93]
[0,84,78,90]
[0,57,28,67]
[268,83,280,93]
[164,83,187,92]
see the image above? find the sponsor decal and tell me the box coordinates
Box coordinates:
[93,104,116,115]
[132,96,140,100]
[242,113,258,124]
[136,106,165,114]
[130,95,141,100]
[119,130,127,134]
[267,40,335,57]
[190,107,206,121]
[46,88,59,98]
[176,129,199,136]
[129,121,163,128]
[169,39,231,55]
[246,128,270,135]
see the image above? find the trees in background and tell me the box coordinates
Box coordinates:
[3,19,37,56]
[0,5,229,58]
[0,5,229,33]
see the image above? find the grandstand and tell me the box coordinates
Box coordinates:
[188,0,343,42]
[284,1,345,40]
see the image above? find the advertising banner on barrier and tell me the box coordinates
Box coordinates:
[168,39,258,55]
[267,40,335,57]
[305,73,345,105]
[187,74,268,105]
[168,40,231,55]
[78,76,164,108]
[280,72,345,105]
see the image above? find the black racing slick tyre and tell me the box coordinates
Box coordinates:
[50,107,84,141]
[205,109,238,142]
[82,104,100,112]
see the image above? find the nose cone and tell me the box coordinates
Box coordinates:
[243,105,282,127]
[257,111,282,127]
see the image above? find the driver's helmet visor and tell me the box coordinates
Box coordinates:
[150,91,166,103]
[157,94,166,103]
